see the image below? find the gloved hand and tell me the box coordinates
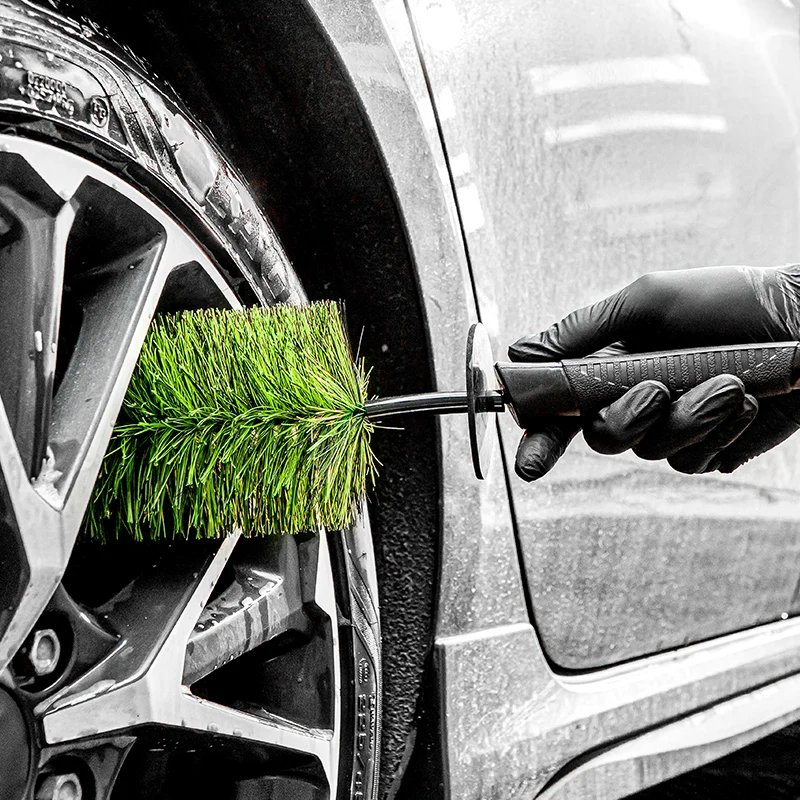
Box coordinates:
[509,264,800,480]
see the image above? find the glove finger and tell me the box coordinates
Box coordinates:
[633,374,747,461]
[716,394,800,473]
[508,289,631,362]
[515,419,580,481]
[583,380,671,455]
[667,394,758,474]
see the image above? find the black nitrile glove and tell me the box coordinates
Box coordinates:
[509,265,800,480]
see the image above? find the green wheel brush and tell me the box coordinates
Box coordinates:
[87,302,376,541]
[88,298,800,541]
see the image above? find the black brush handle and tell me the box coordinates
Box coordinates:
[495,342,800,430]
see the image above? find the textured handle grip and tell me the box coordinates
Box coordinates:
[563,343,800,414]
[495,342,800,428]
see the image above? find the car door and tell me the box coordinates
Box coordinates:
[406,0,800,670]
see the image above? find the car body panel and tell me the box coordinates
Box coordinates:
[436,615,800,799]
[538,669,800,800]
[404,0,800,669]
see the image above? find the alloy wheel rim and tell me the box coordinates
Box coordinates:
[0,134,343,799]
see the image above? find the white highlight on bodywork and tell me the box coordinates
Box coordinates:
[415,0,463,51]
[544,112,728,145]
[456,182,485,233]
[437,160,452,191]
[436,86,457,121]
[475,285,500,337]
[570,173,734,214]
[416,94,438,131]
[450,151,471,178]
[436,621,531,648]
[530,55,709,97]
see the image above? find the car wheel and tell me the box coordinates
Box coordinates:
[0,2,381,798]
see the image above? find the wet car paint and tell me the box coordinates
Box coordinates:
[405,0,800,668]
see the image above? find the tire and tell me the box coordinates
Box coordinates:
[0,2,381,799]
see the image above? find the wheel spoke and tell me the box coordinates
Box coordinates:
[0,395,65,674]
[176,692,334,762]
[0,151,74,478]
[46,680,335,765]
[40,533,342,786]
[49,176,172,525]
[0,137,225,534]
[183,537,311,686]
[57,220,223,534]
[39,534,240,735]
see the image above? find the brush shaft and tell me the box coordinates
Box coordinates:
[496,342,800,430]
[365,392,472,417]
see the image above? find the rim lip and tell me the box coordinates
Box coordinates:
[0,132,346,795]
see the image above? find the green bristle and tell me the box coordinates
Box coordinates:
[84,301,376,541]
